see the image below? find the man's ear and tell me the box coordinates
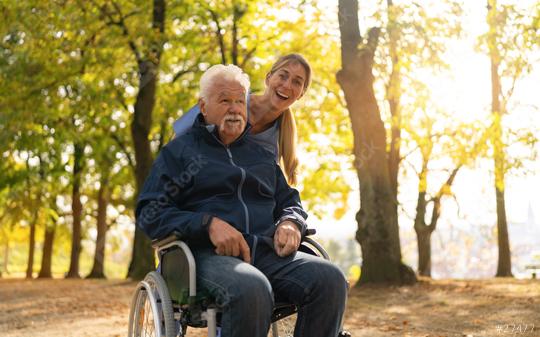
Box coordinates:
[199,98,207,116]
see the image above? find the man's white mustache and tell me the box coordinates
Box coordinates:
[223,114,244,122]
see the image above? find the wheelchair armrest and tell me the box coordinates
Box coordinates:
[305,228,316,236]
[153,228,314,248]
[151,231,184,249]
[299,228,330,260]
[153,232,198,302]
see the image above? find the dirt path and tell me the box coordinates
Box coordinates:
[1,278,539,337]
[344,278,540,336]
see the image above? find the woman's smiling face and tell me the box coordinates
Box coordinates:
[264,61,307,111]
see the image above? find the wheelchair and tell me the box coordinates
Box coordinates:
[128,229,350,337]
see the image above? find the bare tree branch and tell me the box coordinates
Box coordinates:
[89,0,143,64]
[110,133,135,170]
[207,8,227,64]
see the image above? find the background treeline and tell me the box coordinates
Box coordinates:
[0,0,539,284]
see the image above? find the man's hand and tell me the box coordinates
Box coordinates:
[273,220,301,257]
[208,217,251,263]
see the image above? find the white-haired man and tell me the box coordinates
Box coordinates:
[136,64,347,337]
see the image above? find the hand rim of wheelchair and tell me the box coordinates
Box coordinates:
[128,271,176,337]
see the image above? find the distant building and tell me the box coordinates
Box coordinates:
[508,202,540,275]
[509,202,540,247]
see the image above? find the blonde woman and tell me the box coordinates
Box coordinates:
[173,53,311,185]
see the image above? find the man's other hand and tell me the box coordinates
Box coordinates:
[274,220,301,257]
[208,217,251,263]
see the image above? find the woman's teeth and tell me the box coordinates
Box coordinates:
[276,91,289,100]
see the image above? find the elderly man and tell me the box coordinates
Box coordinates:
[136,64,347,337]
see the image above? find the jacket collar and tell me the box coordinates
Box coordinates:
[193,113,252,146]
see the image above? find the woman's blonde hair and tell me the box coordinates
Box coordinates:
[268,54,312,185]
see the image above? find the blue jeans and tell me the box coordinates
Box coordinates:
[193,240,348,337]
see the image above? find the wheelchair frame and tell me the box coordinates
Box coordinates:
[127,230,337,337]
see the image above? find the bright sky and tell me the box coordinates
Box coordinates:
[308,0,540,242]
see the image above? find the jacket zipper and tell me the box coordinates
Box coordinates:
[225,148,250,235]
[225,146,257,264]
[251,235,258,264]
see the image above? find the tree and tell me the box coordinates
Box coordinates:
[24,156,45,278]
[483,0,540,277]
[86,129,130,279]
[336,0,466,283]
[66,142,85,278]
[408,113,482,277]
[126,0,167,280]
[487,0,512,277]
[86,173,110,279]
[37,212,58,279]
[79,0,168,279]
[336,0,415,284]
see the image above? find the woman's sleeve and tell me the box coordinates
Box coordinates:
[172,104,200,137]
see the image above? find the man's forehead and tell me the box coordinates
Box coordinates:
[216,88,245,96]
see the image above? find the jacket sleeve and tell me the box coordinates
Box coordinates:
[273,164,308,235]
[172,104,199,137]
[135,146,210,241]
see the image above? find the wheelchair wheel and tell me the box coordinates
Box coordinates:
[128,271,176,337]
[270,314,296,337]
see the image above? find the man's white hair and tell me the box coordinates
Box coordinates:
[199,64,250,100]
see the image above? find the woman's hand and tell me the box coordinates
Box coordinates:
[273,220,301,257]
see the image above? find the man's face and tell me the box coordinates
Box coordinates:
[200,79,247,145]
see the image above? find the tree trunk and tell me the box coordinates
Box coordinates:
[38,223,56,278]
[414,185,434,277]
[127,0,165,280]
[25,158,43,279]
[414,165,459,277]
[487,0,512,277]
[2,239,9,276]
[417,229,432,277]
[495,188,512,276]
[25,208,39,279]
[337,0,415,285]
[66,142,84,278]
[87,177,110,279]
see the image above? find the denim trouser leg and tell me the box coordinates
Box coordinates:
[193,249,274,337]
[254,243,348,337]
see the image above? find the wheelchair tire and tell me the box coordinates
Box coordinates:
[128,271,176,337]
[270,314,296,337]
